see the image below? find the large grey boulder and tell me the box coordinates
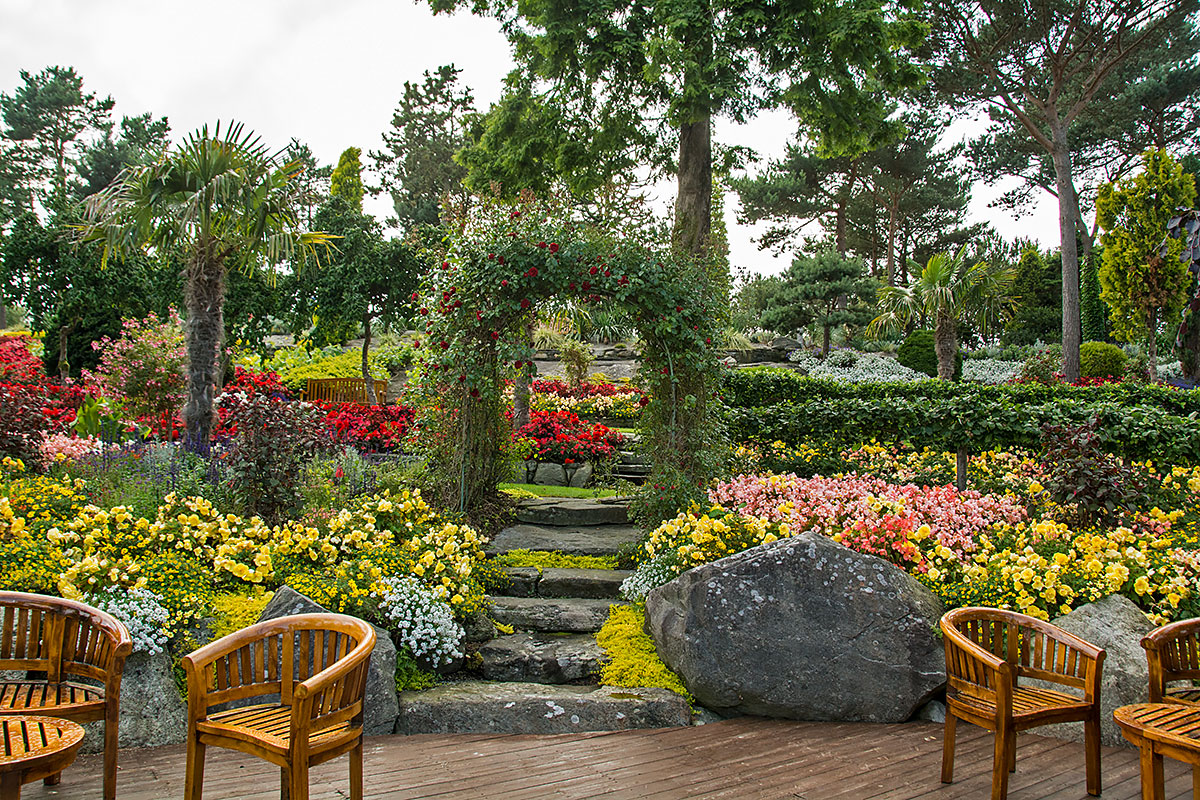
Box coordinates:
[82,650,186,751]
[645,532,946,722]
[1027,595,1153,748]
[259,586,400,736]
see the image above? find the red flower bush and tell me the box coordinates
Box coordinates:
[0,337,45,384]
[532,379,643,400]
[225,367,293,400]
[516,410,623,464]
[318,402,415,452]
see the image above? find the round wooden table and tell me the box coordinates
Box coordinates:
[1114,703,1200,800]
[0,716,85,800]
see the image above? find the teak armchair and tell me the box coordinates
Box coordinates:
[182,613,376,800]
[0,591,132,800]
[940,607,1105,800]
[1143,617,1200,706]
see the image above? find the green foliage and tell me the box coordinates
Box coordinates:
[898,330,961,379]
[395,651,438,692]
[760,250,876,353]
[596,604,691,702]
[1040,417,1150,527]
[490,549,619,571]
[1078,341,1128,379]
[1020,345,1064,385]
[1081,252,1108,343]
[329,147,365,210]
[246,347,388,394]
[1098,150,1197,367]
[1003,248,1063,346]
[558,338,593,390]
[370,65,473,230]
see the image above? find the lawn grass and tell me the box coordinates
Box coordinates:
[499,482,620,498]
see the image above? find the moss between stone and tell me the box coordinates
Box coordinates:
[595,603,692,703]
[493,549,619,571]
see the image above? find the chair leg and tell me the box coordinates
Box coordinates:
[104,713,120,800]
[1084,714,1102,797]
[281,768,290,800]
[992,723,1013,800]
[1008,728,1017,773]
[1191,764,1199,800]
[941,713,957,783]
[351,738,364,800]
[184,735,205,800]
[289,761,310,800]
[1140,742,1164,800]
[43,771,61,785]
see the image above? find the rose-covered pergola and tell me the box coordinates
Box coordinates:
[409,194,725,517]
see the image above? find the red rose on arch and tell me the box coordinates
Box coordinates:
[548,243,559,253]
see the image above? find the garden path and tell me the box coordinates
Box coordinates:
[43,716,1192,799]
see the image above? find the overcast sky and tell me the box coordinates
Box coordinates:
[0,0,1061,276]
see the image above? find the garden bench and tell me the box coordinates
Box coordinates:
[182,612,376,800]
[304,377,388,405]
[940,606,1105,800]
[1143,617,1200,706]
[0,591,132,800]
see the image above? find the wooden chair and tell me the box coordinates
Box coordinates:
[182,613,376,800]
[0,591,133,800]
[1143,617,1200,706]
[940,607,1105,800]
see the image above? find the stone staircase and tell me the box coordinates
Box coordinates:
[395,496,692,735]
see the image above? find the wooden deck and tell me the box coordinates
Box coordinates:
[26,717,1196,799]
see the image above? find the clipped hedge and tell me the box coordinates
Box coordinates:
[723,366,1200,415]
[1079,341,1127,379]
[725,395,1200,464]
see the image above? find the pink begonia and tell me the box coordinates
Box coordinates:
[709,473,1028,560]
[40,433,100,463]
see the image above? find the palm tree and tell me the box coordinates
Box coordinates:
[869,247,1016,379]
[79,122,334,448]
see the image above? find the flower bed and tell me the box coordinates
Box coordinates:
[0,458,487,659]
[624,459,1200,625]
[527,379,646,421]
[515,410,624,465]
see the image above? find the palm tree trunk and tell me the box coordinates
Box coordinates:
[182,244,226,451]
[934,313,958,381]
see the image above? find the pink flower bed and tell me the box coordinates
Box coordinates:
[709,474,1028,563]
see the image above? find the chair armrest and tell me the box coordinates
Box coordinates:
[293,626,376,702]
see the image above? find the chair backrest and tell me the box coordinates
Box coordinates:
[942,607,1101,697]
[197,613,375,727]
[1143,618,1200,701]
[0,591,132,684]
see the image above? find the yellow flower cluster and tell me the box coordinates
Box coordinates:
[644,507,785,569]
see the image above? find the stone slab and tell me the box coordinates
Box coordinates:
[489,597,622,633]
[487,524,641,557]
[539,568,631,599]
[516,498,630,527]
[478,633,604,683]
[394,681,690,734]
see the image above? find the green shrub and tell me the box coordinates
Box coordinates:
[897,330,961,379]
[1079,341,1127,379]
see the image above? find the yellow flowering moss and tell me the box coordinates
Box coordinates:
[596,604,692,702]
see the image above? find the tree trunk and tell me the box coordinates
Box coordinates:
[822,324,831,357]
[1048,122,1082,382]
[0,304,6,330]
[57,319,77,381]
[955,446,969,492]
[513,316,535,432]
[362,312,378,404]
[673,114,712,256]
[1180,310,1200,382]
[934,313,958,380]
[182,245,226,452]
[886,201,899,286]
[1147,306,1158,383]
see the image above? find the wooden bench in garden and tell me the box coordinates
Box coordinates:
[0,591,133,800]
[303,378,388,405]
[182,613,376,800]
[940,606,1105,800]
[1143,618,1200,706]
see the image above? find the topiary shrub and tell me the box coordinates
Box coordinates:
[1078,341,1128,379]
[897,330,961,379]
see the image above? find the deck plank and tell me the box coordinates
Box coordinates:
[18,717,1196,799]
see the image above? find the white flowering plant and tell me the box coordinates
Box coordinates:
[373,575,464,667]
[87,586,171,655]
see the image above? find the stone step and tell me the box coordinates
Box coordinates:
[497,567,631,599]
[395,681,690,735]
[489,597,622,633]
[614,464,651,475]
[618,451,644,465]
[478,633,604,683]
[516,497,630,527]
[486,523,641,557]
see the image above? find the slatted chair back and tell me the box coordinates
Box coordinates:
[943,607,1099,701]
[1142,618,1200,704]
[0,592,128,685]
[304,378,388,405]
[188,614,374,721]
